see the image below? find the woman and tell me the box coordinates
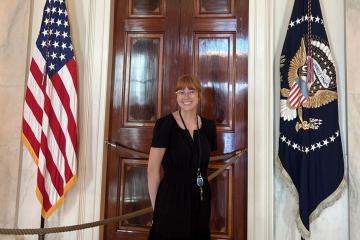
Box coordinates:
[147,75,217,240]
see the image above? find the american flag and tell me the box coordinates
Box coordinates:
[22,0,78,218]
[288,80,307,108]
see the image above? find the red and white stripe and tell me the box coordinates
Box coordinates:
[22,47,78,218]
[288,81,307,108]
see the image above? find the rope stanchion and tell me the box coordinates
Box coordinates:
[0,207,152,235]
[0,147,246,236]
[208,149,246,181]
[105,140,242,162]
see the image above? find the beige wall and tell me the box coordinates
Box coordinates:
[0,1,31,240]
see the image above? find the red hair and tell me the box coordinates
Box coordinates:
[175,75,201,94]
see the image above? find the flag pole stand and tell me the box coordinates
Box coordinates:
[39,216,45,240]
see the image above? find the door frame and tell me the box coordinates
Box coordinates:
[83,0,275,240]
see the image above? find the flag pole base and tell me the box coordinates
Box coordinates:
[39,217,45,240]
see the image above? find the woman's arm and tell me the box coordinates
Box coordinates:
[147,147,165,209]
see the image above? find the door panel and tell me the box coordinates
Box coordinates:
[104,0,248,239]
[129,0,165,17]
[196,0,234,16]
[194,33,234,129]
[119,159,152,230]
[209,163,233,238]
[124,34,164,125]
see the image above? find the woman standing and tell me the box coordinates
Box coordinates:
[147,75,217,240]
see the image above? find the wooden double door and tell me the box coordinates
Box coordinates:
[104,0,248,239]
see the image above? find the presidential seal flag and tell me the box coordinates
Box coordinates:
[22,0,78,218]
[277,0,346,238]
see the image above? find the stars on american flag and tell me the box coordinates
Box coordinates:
[36,0,73,77]
[50,52,57,59]
[279,129,341,154]
[289,15,324,29]
[52,41,59,48]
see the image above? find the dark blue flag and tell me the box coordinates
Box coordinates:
[277,0,346,238]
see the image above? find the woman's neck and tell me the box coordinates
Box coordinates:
[179,109,197,123]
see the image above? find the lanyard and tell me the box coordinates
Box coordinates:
[179,110,204,201]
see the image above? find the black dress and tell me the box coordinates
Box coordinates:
[148,114,217,240]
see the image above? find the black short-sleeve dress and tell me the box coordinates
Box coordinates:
[148,113,217,240]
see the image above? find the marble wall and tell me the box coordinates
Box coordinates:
[0,1,31,240]
[346,0,360,239]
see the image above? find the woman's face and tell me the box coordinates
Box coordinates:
[176,87,199,112]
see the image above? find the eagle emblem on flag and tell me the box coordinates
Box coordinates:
[280,37,338,132]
